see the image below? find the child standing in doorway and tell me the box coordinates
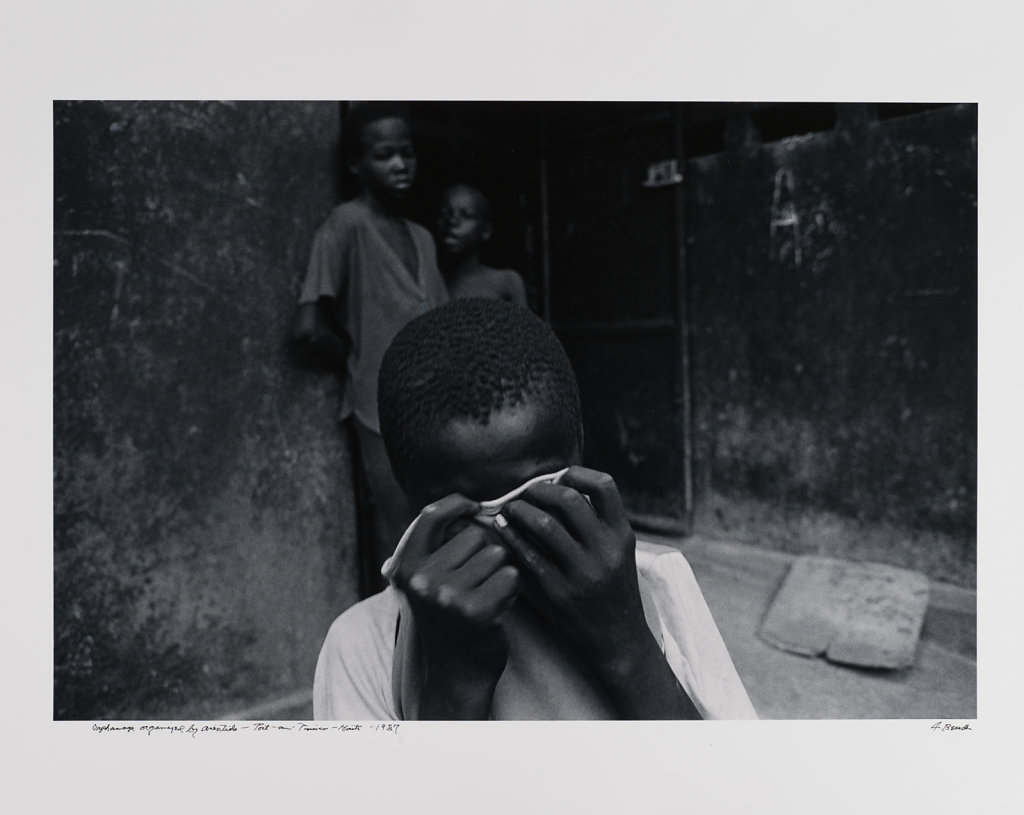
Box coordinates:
[435,183,527,306]
[293,102,449,591]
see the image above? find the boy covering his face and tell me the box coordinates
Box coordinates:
[313,298,756,720]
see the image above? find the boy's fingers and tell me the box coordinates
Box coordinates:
[397,494,480,572]
[425,523,499,574]
[501,499,581,570]
[493,511,565,591]
[469,564,521,619]
[449,540,514,589]
[520,481,601,543]
[558,467,628,529]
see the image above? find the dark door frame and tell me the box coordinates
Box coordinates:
[538,103,694,534]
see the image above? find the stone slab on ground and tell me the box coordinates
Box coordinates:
[758,555,931,669]
[669,535,975,718]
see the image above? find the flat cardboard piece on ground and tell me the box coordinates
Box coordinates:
[758,555,931,669]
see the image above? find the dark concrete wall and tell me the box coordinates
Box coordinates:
[53,101,358,719]
[687,104,976,584]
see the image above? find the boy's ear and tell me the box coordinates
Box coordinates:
[346,155,361,177]
[482,223,493,243]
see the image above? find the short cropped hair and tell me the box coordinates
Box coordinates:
[441,183,493,224]
[344,102,411,161]
[378,298,583,488]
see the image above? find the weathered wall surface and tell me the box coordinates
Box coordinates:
[687,105,976,584]
[53,101,358,719]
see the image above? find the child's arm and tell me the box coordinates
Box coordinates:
[496,467,702,720]
[292,298,351,368]
[293,213,353,368]
[391,494,520,720]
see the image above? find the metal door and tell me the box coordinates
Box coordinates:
[542,105,691,531]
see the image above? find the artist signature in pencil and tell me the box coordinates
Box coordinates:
[930,721,972,732]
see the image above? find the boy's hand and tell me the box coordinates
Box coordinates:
[495,466,646,675]
[391,494,520,718]
[496,467,701,719]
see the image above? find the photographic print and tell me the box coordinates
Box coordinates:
[52,100,977,723]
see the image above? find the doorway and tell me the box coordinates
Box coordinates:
[399,101,694,531]
[542,103,692,530]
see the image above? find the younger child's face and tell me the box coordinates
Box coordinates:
[436,186,492,258]
[352,117,417,202]
[405,400,580,511]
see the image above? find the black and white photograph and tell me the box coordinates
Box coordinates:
[6,1,1020,812]
[52,99,977,723]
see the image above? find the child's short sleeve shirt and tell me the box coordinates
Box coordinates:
[299,200,449,432]
[313,542,758,721]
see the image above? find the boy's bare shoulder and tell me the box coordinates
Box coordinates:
[448,267,527,304]
[495,268,527,301]
[481,266,524,288]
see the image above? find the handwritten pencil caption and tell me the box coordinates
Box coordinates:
[92,722,400,738]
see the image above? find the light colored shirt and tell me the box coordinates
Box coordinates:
[299,200,449,432]
[313,539,758,720]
